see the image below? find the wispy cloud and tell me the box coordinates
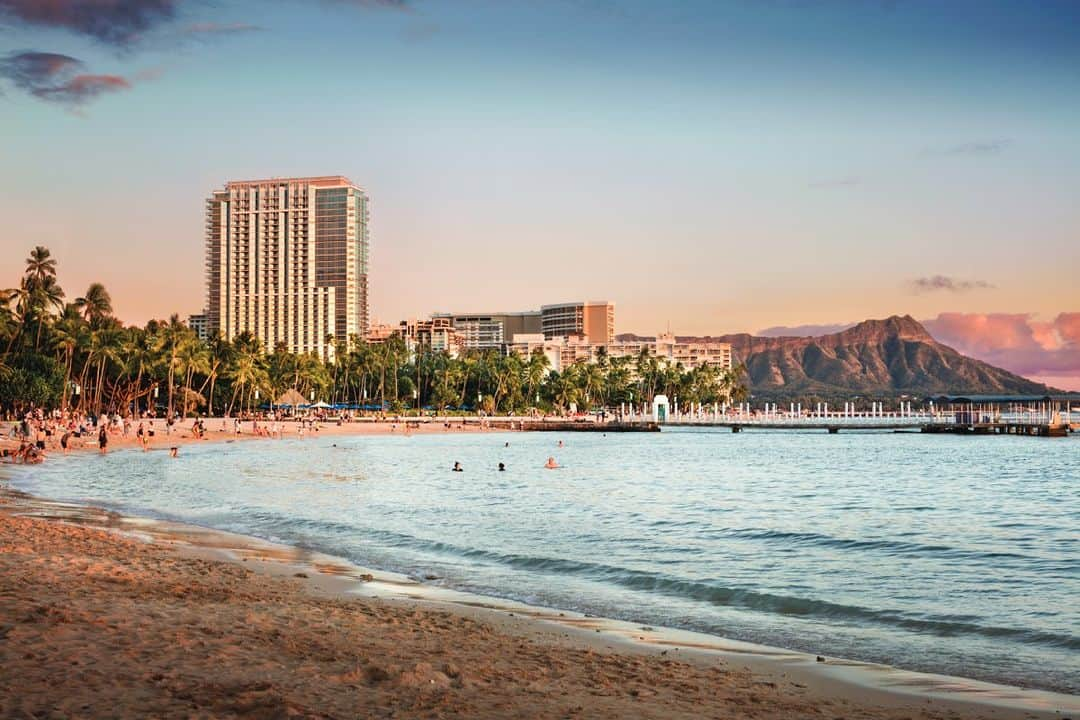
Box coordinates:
[184,22,262,36]
[757,323,855,338]
[0,0,178,47]
[0,51,131,106]
[929,139,1013,157]
[908,275,995,294]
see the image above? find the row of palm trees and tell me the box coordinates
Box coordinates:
[1,246,747,417]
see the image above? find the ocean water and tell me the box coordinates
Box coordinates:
[7,428,1079,693]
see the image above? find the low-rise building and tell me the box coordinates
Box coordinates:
[432,311,541,349]
[505,332,732,373]
[187,313,209,342]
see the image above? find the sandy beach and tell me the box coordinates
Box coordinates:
[1,477,1071,720]
[0,415,506,459]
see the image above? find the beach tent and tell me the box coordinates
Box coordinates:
[311,400,332,409]
[276,388,307,407]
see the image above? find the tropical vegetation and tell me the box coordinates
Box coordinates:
[1,247,747,418]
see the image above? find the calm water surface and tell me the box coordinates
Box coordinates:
[8,428,1079,693]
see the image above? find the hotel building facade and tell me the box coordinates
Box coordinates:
[204,176,369,359]
[541,301,615,344]
[432,311,542,350]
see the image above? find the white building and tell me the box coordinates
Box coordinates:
[506,332,732,373]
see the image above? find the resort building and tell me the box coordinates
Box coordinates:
[187,313,209,342]
[541,301,615,344]
[610,333,734,370]
[505,333,733,373]
[398,317,461,355]
[204,175,370,359]
[432,312,541,350]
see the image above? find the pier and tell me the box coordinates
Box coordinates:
[645,394,1079,437]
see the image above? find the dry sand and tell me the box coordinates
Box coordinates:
[0,415,504,459]
[1,487,1069,720]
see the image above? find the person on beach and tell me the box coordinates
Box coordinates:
[24,444,43,464]
[544,456,559,469]
[452,461,463,472]
[98,426,108,454]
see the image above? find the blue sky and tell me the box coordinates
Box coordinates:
[1,0,1078,384]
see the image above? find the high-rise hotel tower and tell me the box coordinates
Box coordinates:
[205,176,369,359]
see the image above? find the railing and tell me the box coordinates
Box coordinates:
[613,405,1077,428]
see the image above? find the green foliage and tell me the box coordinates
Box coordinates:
[0,246,749,416]
[0,352,64,410]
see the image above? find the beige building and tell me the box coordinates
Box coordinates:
[204,175,370,359]
[398,317,461,355]
[506,332,732,374]
[541,301,615,344]
[432,311,541,349]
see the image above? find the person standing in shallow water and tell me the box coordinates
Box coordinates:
[98,426,108,454]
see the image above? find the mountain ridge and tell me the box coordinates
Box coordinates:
[617,315,1055,399]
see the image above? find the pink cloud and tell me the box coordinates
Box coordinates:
[923,312,1080,391]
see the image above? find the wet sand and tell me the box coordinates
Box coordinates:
[1,486,1073,720]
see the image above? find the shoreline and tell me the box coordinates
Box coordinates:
[1,479,1075,719]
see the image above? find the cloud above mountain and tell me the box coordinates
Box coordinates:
[757,323,855,338]
[923,312,1080,389]
[909,275,994,294]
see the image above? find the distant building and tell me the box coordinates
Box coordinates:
[609,333,733,370]
[506,332,732,373]
[365,322,397,344]
[398,317,460,355]
[541,301,615,344]
[204,175,370,359]
[187,313,209,342]
[433,312,541,350]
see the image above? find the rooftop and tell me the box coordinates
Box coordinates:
[223,175,360,189]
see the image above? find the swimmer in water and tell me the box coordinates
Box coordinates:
[544,456,559,469]
[452,461,463,472]
[498,462,506,471]
[557,440,563,448]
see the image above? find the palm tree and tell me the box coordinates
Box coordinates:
[200,333,233,416]
[75,283,113,326]
[85,319,124,413]
[226,338,268,415]
[21,274,65,350]
[24,246,57,287]
[524,350,550,408]
[156,314,193,418]
[51,305,88,410]
[177,335,210,417]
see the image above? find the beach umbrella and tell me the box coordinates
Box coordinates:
[275,388,307,406]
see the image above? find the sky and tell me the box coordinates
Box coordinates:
[1,0,1078,388]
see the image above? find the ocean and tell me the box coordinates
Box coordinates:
[7,427,1078,693]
